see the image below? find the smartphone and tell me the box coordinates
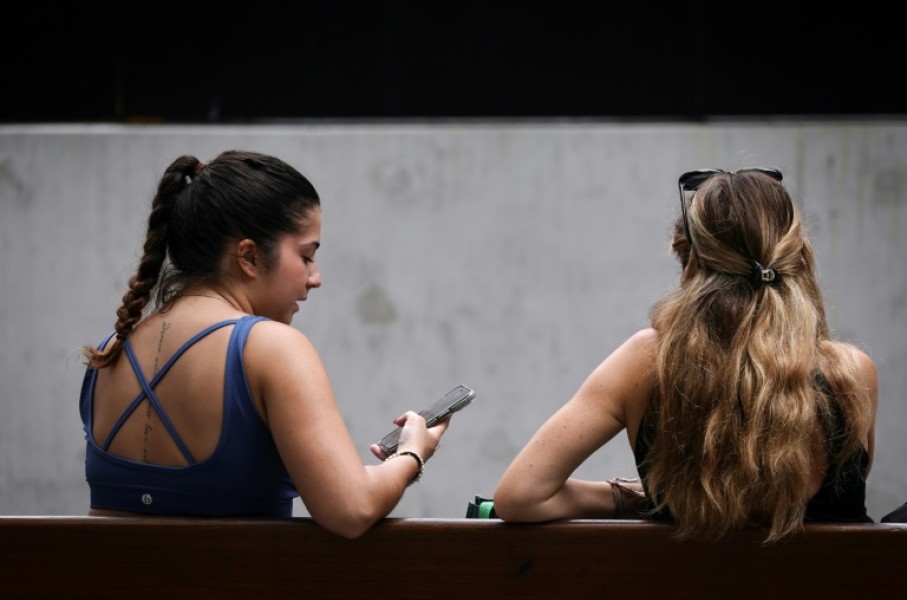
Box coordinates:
[377,384,476,455]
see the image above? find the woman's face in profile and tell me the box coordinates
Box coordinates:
[256,208,322,325]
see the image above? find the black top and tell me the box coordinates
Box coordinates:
[634,384,872,524]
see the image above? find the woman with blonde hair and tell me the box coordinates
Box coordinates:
[494,168,878,543]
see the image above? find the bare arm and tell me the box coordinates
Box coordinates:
[857,348,879,474]
[246,321,447,539]
[493,329,657,522]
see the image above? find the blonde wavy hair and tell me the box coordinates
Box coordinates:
[644,169,872,543]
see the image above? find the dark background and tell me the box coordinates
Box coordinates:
[4,2,903,124]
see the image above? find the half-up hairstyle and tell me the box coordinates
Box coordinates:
[82,150,320,369]
[644,170,872,542]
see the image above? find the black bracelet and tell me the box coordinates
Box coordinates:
[386,450,424,486]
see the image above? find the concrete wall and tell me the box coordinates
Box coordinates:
[1,122,904,520]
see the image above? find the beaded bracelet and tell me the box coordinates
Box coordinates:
[386,450,424,486]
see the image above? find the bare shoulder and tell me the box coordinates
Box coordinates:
[587,328,658,377]
[613,327,659,364]
[832,342,878,394]
[240,319,332,417]
[583,328,658,394]
[825,341,879,418]
[853,346,878,381]
[574,328,658,432]
[245,319,315,352]
[626,327,659,352]
[853,346,879,409]
[242,319,325,375]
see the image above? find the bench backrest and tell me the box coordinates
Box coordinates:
[2,517,905,598]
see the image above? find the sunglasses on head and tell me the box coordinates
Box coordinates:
[677,167,784,243]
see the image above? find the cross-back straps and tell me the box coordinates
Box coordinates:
[100,319,240,464]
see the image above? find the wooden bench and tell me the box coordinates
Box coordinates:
[2,517,905,599]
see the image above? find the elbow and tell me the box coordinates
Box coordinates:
[328,519,374,540]
[492,502,517,522]
[493,484,526,522]
[312,503,382,540]
[320,513,377,539]
[494,479,558,522]
[494,497,535,523]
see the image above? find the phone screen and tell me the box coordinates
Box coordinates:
[377,384,475,454]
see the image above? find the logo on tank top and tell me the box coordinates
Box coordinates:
[141,493,153,505]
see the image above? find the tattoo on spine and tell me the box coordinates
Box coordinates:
[153,321,170,375]
[144,320,170,463]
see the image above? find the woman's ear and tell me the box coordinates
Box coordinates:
[235,239,259,277]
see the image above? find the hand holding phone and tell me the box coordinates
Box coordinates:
[376,384,476,455]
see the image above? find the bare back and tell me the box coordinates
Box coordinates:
[90,304,262,468]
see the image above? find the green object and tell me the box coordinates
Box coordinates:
[466,495,498,519]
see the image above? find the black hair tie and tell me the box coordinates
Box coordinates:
[750,260,778,290]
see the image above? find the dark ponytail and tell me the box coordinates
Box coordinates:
[82,155,199,368]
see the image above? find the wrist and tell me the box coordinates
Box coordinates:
[385,450,424,486]
[607,477,645,519]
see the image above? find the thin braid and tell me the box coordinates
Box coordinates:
[83,156,199,368]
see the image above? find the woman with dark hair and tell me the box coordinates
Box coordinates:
[80,150,448,538]
[494,168,878,543]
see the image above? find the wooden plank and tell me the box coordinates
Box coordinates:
[1,518,905,599]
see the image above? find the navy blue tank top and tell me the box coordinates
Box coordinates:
[80,315,298,517]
